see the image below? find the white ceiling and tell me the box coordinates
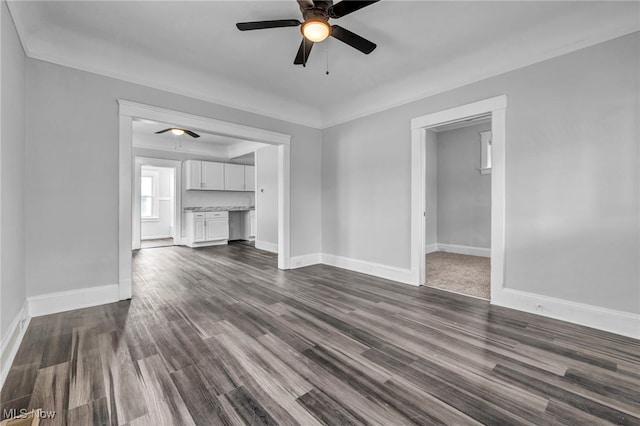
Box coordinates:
[8,1,639,128]
[132,119,264,160]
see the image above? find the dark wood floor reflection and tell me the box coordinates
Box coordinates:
[2,242,639,425]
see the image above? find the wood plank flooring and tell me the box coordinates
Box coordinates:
[2,242,639,425]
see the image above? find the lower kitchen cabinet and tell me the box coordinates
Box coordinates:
[248,210,256,239]
[185,211,229,247]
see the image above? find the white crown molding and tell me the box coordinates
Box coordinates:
[6,0,320,128]
[9,1,638,131]
[18,50,324,130]
[319,27,640,129]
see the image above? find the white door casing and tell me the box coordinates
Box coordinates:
[118,100,292,300]
[133,157,182,250]
[410,95,507,302]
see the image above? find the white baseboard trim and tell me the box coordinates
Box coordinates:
[1,301,30,389]
[437,243,491,258]
[185,239,228,248]
[28,284,120,317]
[320,253,417,286]
[493,288,640,339]
[290,253,321,269]
[255,240,278,253]
[425,243,439,254]
[141,234,172,240]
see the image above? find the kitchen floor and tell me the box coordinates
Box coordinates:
[140,238,174,249]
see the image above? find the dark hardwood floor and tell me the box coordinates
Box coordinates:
[2,242,639,425]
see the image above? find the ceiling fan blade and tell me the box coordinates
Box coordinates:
[184,130,200,138]
[155,128,171,134]
[294,39,314,66]
[329,0,380,19]
[330,25,376,54]
[236,19,301,31]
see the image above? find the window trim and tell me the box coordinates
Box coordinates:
[141,170,160,220]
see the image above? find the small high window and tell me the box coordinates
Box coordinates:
[479,130,492,175]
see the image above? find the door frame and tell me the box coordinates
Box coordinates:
[133,158,182,249]
[118,100,292,300]
[410,95,507,302]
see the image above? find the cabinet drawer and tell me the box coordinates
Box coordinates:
[205,211,228,219]
[192,212,206,219]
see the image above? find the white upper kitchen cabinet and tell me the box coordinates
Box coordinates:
[186,160,254,191]
[185,160,224,190]
[244,166,255,192]
[185,160,202,190]
[202,162,224,190]
[224,164,245,191]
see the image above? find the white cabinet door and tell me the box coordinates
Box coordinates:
[193,219,206,242]
[244,166,255,192]
[224,164,245,191]
[185,160,202,190]
[202,162,224,190]
[206,219,229,240]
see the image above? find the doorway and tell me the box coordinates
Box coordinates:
[424,117,492,299]
[118,101,292,300]
[410,95,506,303]
[132,158,182,250]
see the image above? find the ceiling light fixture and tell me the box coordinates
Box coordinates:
[301,18,330,42]
[170,128,185,136]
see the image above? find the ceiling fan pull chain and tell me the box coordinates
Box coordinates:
[326,40,330,75]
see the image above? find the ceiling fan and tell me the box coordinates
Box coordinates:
[155,128,200,138]
[236,0,380,66]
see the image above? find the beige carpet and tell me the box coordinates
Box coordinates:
[426,251,490,299]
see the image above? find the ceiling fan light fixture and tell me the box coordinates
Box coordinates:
[301,18,330,42]
[171,128,185,136]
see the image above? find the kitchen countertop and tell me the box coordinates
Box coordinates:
[184,206,255,212]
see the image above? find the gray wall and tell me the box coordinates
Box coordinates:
[1,1,26,339]
[322,33,639,314]
[25,59,321,297]
[436,123,491,248]
[425,130,437,246]
[255,145,279,249]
